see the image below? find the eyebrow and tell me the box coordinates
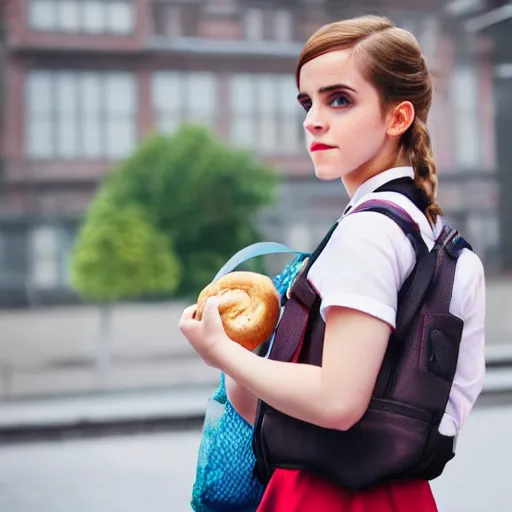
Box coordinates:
[297,83,357,102]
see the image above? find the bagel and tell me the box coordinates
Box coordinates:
[196,271,281,351]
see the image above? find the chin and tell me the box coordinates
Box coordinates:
[313,166,342,181]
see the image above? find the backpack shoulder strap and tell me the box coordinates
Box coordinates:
[347,199,435,339]
[349,198,429,257]
[429,225,473,315]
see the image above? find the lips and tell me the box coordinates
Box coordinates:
[310,142,337,152]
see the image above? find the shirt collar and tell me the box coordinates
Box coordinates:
[341,165,443,238]
[344,166,414,214]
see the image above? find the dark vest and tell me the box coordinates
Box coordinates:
[252,178,473,490]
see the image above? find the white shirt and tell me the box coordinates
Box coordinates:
[307,166,486,437]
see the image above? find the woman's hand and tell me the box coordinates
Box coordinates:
[178,297,230,368]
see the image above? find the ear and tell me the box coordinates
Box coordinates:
[387,101,415,137]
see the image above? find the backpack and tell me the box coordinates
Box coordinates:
[252,178,473,490]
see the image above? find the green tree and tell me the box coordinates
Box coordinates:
[104,123,279,297]
[70,188,180,380]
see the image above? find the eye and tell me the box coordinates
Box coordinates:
[330,94,352,108]
[300,101,311,112]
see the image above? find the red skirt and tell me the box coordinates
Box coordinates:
[257,469,438,512]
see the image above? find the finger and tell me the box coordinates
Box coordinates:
[181,304,198,321]
[202,297,223,326]
[179,305,198,331]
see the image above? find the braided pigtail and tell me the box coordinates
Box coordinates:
[406,118,442,227]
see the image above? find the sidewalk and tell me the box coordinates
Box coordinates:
[0,384,215,432]
[1,339,510,401]
[1,362,511,440]
[0,275,511,399]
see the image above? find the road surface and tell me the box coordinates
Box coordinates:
[1,403,511,511]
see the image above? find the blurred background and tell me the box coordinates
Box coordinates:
[0,0,512,511]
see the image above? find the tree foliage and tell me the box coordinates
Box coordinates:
[103,124,279,297]
[70,189,181,302]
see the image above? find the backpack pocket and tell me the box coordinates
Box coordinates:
[419,312,464,381]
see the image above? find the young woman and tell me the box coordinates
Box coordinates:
[179,15,486,511]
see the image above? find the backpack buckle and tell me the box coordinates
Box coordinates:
[444,231,473,259]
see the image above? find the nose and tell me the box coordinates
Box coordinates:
[303,107,327,136]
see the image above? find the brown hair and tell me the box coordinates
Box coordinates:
[296,15,442,226]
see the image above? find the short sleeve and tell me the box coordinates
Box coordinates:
[307,211,413,329]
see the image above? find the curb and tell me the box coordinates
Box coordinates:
[0,384,215,443]
[485,344,512,368]
[1,363,512,443]
[482,367,512,393]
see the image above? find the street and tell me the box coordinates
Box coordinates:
[1,403,511,512]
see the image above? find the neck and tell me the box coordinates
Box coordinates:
[342,149,410,198]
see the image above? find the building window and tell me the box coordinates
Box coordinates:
[0,227,28,288]
[28,224,77,289]
[428,93,442,164]
[452,66,482,168]
[274,9,293,42]
[60,0,80,32]
[244,7,264,41]
[466,213,499,266]
[152,71,218,133]
[243,7,294,41]
[30,225,60,289]
[26,70,137,160]
[59,224,78,286]
[229,74,304,155]
[29,0,58,31]
[391,16,439,64]
[153,4,182,38]
[29,0,135,34]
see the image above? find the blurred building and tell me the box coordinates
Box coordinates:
[0,0,504,306]
[461,0,512,271]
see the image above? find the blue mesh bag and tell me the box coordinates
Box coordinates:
[191,373,263,512]
[191,247,309,512]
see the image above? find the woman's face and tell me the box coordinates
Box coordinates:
[298,49,397,193]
